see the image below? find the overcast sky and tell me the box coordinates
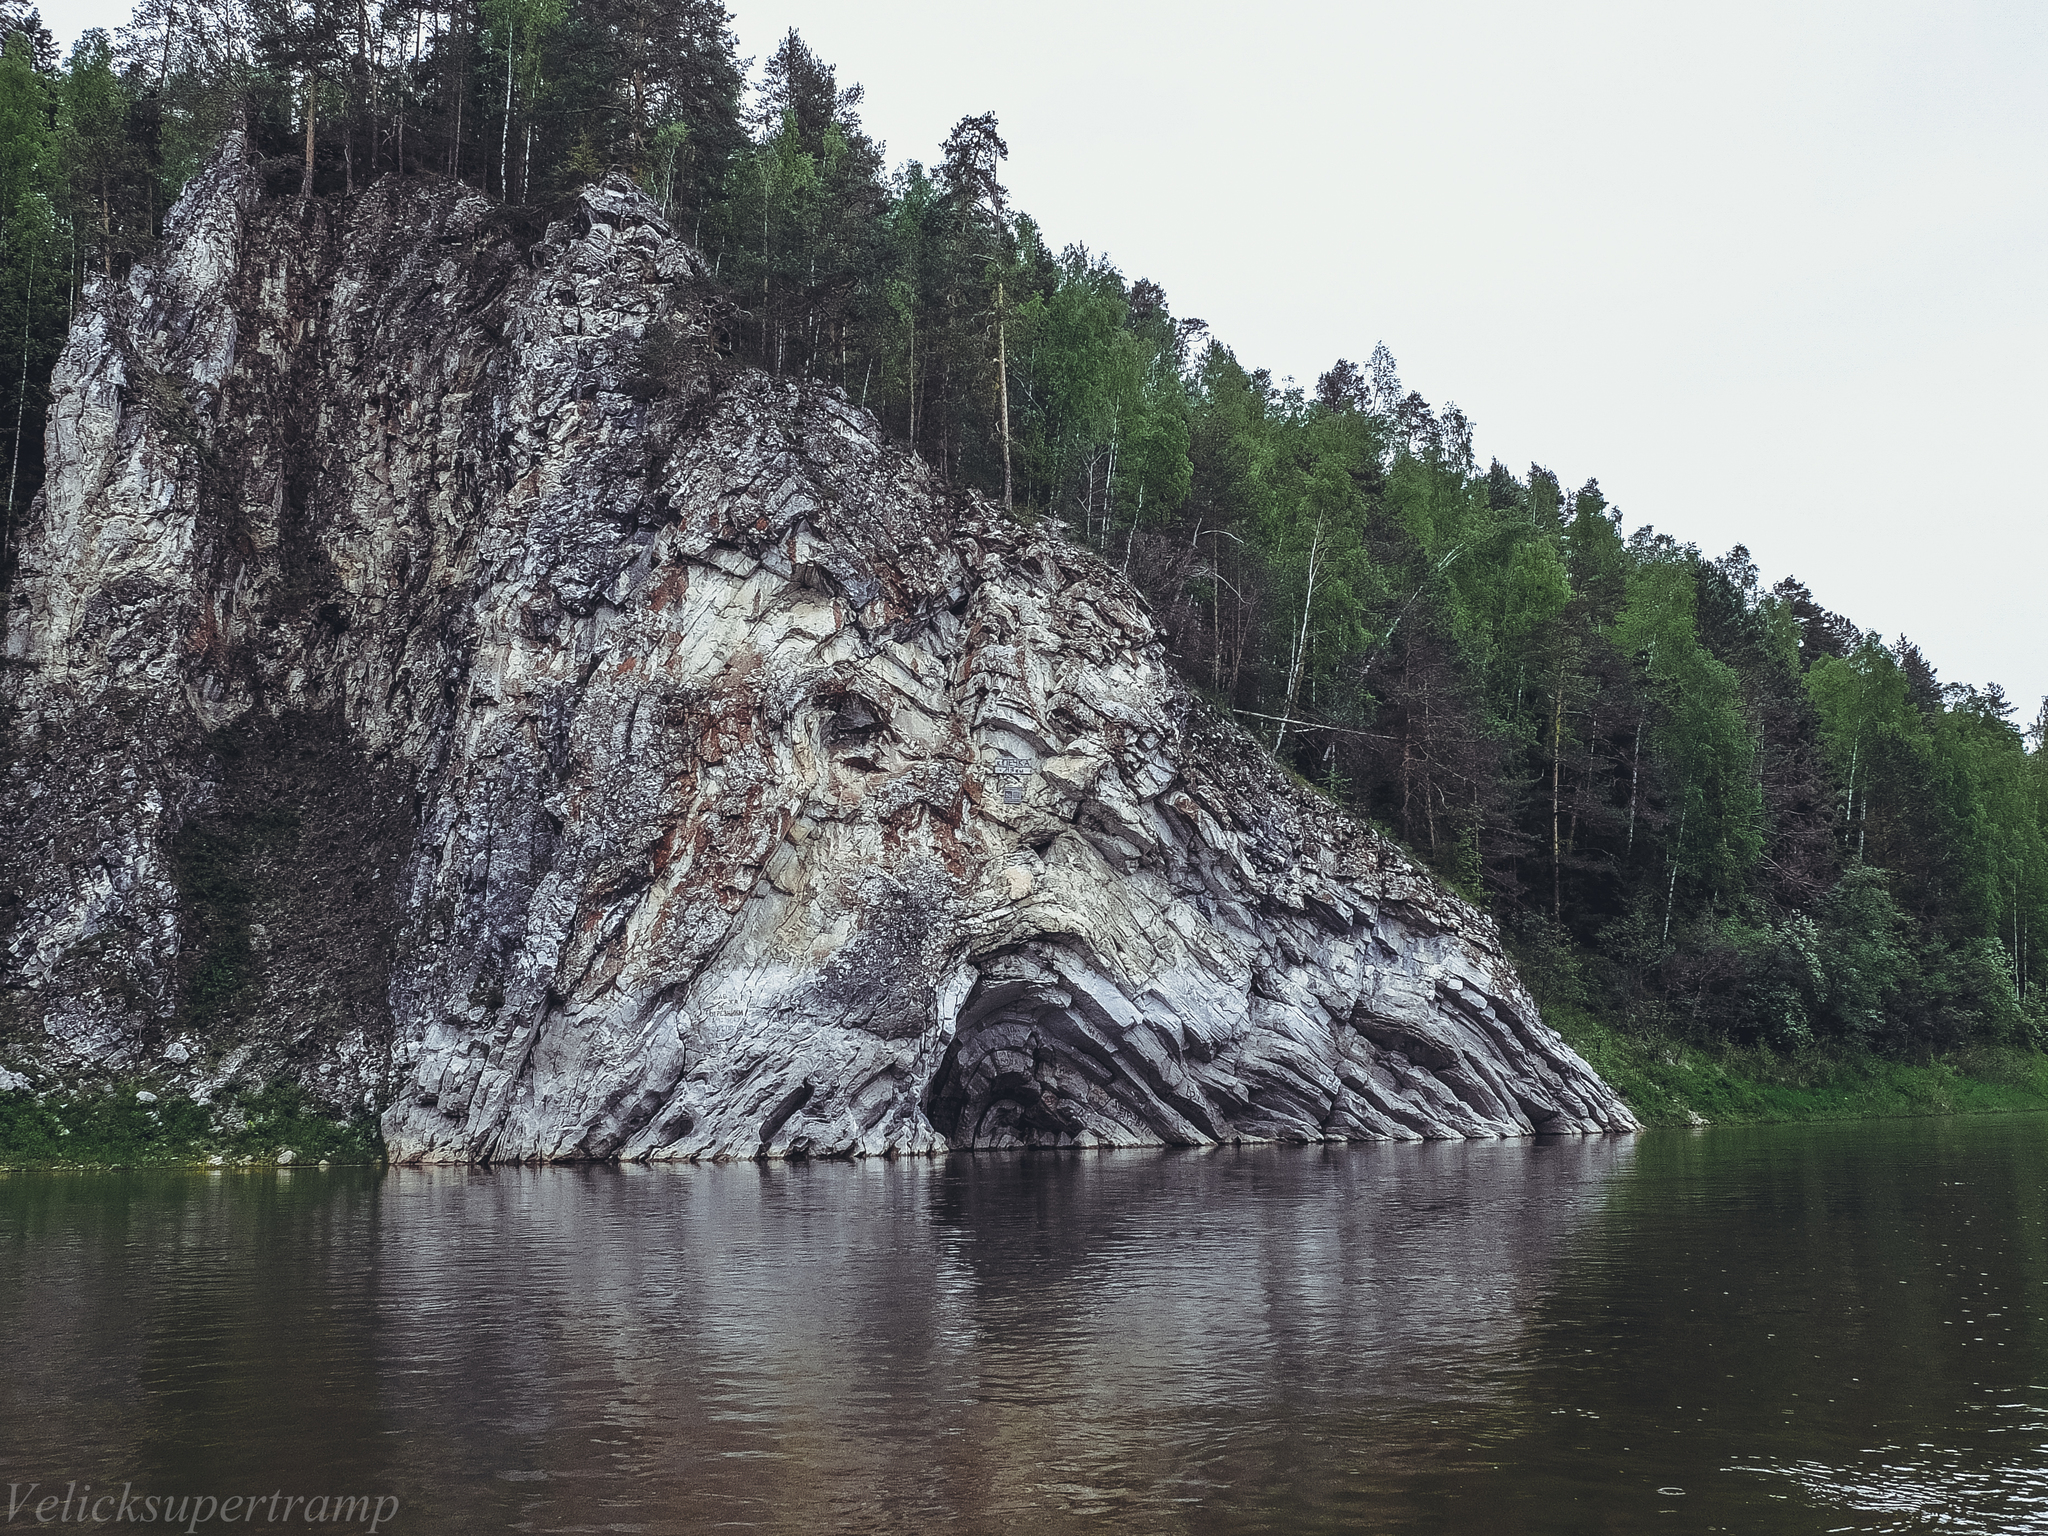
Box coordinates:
[36,0,2048,719]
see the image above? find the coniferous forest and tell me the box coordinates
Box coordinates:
[1,0,2043,1076]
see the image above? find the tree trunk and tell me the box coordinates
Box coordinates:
[1275,520,1324,755]
[5,250,32,565]
[995,279,1012,511]
[1103,430,1117,546]
[1212,549,1221,691]
[1425,684,1438,855]
[1664,802,1687,944]
[1551,662,1565,924]
[158,0,174,85]
[1568,727,1595,854]
[361,0,374,181]
[451,37,463,182]
[302,74,317,198]
[1843,739,1859,838]
[394,20,405,175]
[499,16,514,201]
[1626,714,1643,853]
[1400,663,1412,842]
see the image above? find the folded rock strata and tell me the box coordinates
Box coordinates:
[0,137,1640,1159]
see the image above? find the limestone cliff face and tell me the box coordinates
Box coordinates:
[0,137,1639,1159]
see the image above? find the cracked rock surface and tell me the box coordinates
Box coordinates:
[0,137,1640,1159]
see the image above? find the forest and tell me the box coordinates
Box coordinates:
[0,0,2042,1064]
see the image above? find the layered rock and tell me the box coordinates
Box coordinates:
[0,137,1640,1159]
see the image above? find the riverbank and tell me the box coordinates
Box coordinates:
[1543,996,2048,1127]
[8,1022,2047,1169]
[0,1081,384,1169]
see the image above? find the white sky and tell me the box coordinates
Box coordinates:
[37,0,2048,719]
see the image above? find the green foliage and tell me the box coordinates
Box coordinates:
[1813,865,1913,1041]
[0,27,50,216]
[56,30,143,268]
[0,1079,384,1167]
[1522,934,2048,1129]
[1613,548,1763,901]
[0,24,64,558]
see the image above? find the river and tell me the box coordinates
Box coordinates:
[4,1117,2047,1533]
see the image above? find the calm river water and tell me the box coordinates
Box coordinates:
[5,1118,2048,1533]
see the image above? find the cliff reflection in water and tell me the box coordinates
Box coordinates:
[374,1142,1632,1531]
[0,1140,1632,1533]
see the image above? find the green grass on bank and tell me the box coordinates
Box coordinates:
[0,1080,385,1169]
[1543,995,2048,1128]
[1504,920,2048,1129]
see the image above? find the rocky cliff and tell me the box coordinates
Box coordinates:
[0,136,1639,1160]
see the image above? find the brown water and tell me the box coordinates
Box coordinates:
[4,1118,2048,1534]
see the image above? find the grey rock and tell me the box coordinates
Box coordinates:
[0,137,1639,1160]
